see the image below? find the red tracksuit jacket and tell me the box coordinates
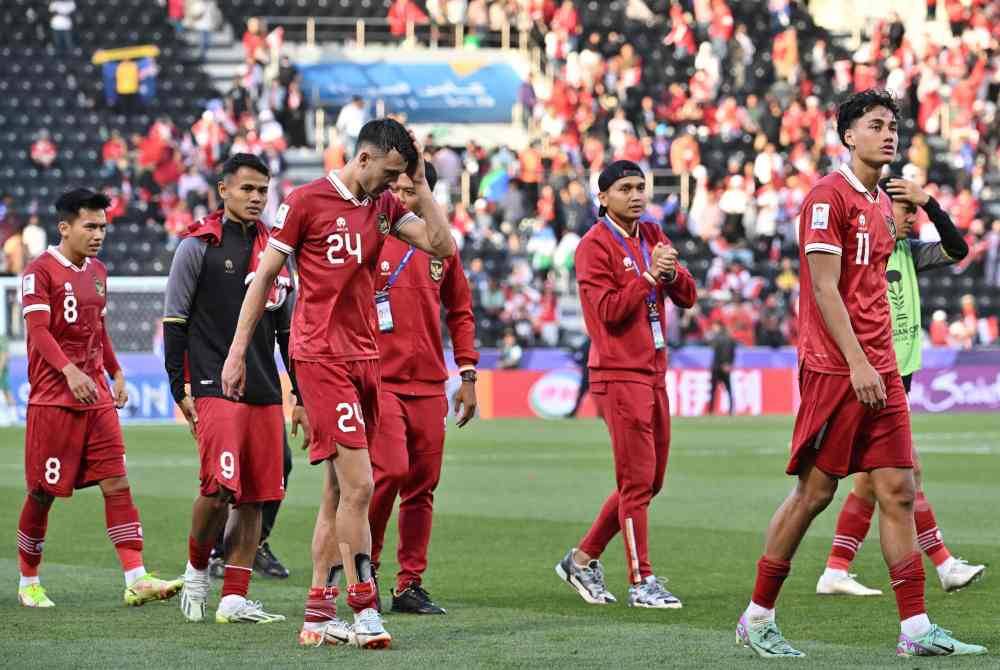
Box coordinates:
[375,236,479,396]
[576,218,697,387]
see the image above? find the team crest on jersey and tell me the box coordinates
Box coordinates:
[378,214,390,235]
[886,214,897,239]
[429,258,444,282]
[94,277,105,297]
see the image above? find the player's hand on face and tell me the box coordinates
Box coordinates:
[885,179,929,206]
[62,363,98,404]
[451,380,478,428]
[179,395,199,439]
[112,371,128,409]
[849,359,886,410]
[291,405,311,450]
[220,352,246,400]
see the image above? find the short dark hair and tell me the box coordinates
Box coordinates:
[357,118,418,170]
[220,153,270,181]
[423,161,438,191]
[836,89,900,148]
[55,188,111,221]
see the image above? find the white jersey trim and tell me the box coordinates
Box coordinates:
[392,211,420,232]
[836,164,879,204]
[804,242,843,256]
[46,246,90,272]
[268,237,294,255]
[23,304,52,315]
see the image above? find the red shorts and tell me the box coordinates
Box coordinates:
[24,404,126,497]
[295,358,381,464]
[787,369,913,478]
[194,398,285,504]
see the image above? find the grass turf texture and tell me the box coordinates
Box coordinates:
[0,414,997,669]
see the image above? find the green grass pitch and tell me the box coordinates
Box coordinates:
[1,414,997,669]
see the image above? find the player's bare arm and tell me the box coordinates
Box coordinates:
[221,245,287,398]
[394,136,455,258]
[806,252,886,409]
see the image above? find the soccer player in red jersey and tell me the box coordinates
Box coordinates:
[16,189,182,608]
[735,90,985,658]
[220,119,455,649]
[555,161,697,609]
[368,163,479,615]
[164,154,302,624]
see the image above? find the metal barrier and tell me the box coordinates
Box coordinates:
[260,15,534,51]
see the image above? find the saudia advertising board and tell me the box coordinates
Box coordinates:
[297,56,523,123]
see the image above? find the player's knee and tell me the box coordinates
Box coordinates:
[29,489,55,506]
[98,476,130,495]
[878,477,916,514]
[794,482,836,516]
[339,477,374,511]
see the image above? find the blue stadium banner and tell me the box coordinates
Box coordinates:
[298,55,523,123]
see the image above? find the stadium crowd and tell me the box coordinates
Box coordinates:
[2,0,998,350]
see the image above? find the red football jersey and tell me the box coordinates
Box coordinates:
[268,172,417,362]
[21,247,115,409]
[797,164,897,375]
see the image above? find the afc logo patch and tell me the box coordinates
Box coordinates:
[378,213,390,235]
[21,273,35,297]
[94,277,105,297]
[810,203,830,230]
[273,203,289,230]
[429,258,444,282]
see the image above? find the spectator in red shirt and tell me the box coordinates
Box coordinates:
[387,0,429,39]
[242,17,266,64]
[164,200,193,251]
[552,0,581,47]
[102,130,128,173]
[30,131,57,170]
[167,0,185,36]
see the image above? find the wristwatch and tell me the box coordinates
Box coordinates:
[460,369,478,383]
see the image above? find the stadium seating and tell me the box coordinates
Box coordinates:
[0,0,215,274]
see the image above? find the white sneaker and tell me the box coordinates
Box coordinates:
[939,558,985,593]
[627,575,683,609]
[180,567,210,622]
[816,571,882,596]
[299,619,355,647]
[353,607,392,649]
[215,596,286,623]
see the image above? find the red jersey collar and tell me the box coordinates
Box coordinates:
[837,164,880,204]
[47,245,90,272]
[604,215,640,239]
[327,170,371,207]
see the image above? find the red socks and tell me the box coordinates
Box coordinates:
[221,565,252,598]
[346,580,378,614]
[826,492,875,571]
[17,495,50,577]
[304,585,340,623]
[914,492,951,566]
[188,535,214,571]
[751,556,791,609]
[103,489,144,571]
[889,552,926,621]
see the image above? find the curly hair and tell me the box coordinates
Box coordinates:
[836,89,900,148]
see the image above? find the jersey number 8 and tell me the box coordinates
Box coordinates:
[63,295,78,323]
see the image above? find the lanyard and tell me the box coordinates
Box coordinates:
[601,217,655,303]
[383,246,415,290]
